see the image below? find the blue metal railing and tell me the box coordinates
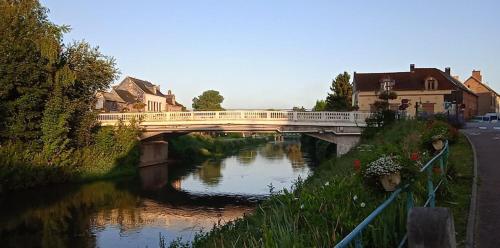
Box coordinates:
[335,140,449,248]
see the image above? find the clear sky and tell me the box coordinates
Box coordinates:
[42,0,499,110]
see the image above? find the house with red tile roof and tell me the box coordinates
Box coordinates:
[353,64,478,119]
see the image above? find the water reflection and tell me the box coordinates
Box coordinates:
[196,160,224,186]
[178,140,312,196]
[139,163,169,190]
[0,140,313,247]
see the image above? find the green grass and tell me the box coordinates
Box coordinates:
[183,120,474,248]
[439,134,473,247]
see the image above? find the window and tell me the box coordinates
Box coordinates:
[425,77,438,90]
[380,78,395,91]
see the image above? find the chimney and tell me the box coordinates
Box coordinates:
[410,64,415,72]
[445,67,451,75]
[472,70,482,82]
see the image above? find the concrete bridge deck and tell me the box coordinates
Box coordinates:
[97,111,372,129]
[97,111,373,163]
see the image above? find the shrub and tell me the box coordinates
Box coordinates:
[421,120,458,150]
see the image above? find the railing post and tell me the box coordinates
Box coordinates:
[427,167,435,207]
[407,190,414,211]
[355,232,363,248]
[293,112,298,121]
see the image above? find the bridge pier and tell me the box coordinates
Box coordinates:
[140,140,169,167]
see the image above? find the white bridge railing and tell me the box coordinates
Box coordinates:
[97,111,372,127]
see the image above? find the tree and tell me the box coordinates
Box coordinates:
[0,1,118,150]
[312,99,327,111]
[0,0,68,142]
[192,90,224,111]
[325,72,353,111]
[61,41,119,146]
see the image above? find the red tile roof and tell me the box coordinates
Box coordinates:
[354,67,476,95]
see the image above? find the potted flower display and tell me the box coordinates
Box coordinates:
[364,155,402,191]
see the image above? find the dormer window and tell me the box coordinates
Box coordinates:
[425,77,438,90]
[380,78,395,91]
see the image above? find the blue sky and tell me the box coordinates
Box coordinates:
[42,0,499,109]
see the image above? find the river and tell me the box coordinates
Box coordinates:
[0,139,314,248]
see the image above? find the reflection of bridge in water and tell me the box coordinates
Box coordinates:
[97,111,372,162]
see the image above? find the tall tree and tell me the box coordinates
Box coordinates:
[0,0,68,142]
[325,72,353,111]
[61,41,119,146]
[192,90,224,111]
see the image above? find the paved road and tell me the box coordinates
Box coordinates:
[463,122,500,248]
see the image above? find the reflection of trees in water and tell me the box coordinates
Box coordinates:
[258,143,285,159]
[0,182,138,248]
[285,143,306,169]
[196,160,225,186]
[258,142,307,170]
[237,149,257,164]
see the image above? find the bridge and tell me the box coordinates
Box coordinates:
[97,111,372,165]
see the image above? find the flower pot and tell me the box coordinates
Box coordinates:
[432,139,444,151]
[379,172,401,191]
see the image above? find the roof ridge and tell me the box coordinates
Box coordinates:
[437,70,477,96]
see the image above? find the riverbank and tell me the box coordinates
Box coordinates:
[184,120,473,247]
[168,133,270,159]
[0,124,140,193]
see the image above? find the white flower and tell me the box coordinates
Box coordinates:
[324,181,329,186]
[364,155,402,178]
[353,195,358,201]
[360,202,366,208]
[300,204,304,209]
[294,197,299,201]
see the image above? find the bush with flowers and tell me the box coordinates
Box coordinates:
[421,120,458,150]
[363,155,402,178]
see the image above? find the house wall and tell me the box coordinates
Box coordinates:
[144,94,166,112]
[165,104,183,112]
[462,91,478,119]
[96,97,104,109]
[356,90,451,117]
[103,101,119,112]
[496,95,500,113]
[116,78,145,102]
[464,78,497,115]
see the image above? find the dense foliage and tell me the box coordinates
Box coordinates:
[168,133,268,159]
[312,99,327,111]
[192,90,225,111]
[0,0,136,193]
